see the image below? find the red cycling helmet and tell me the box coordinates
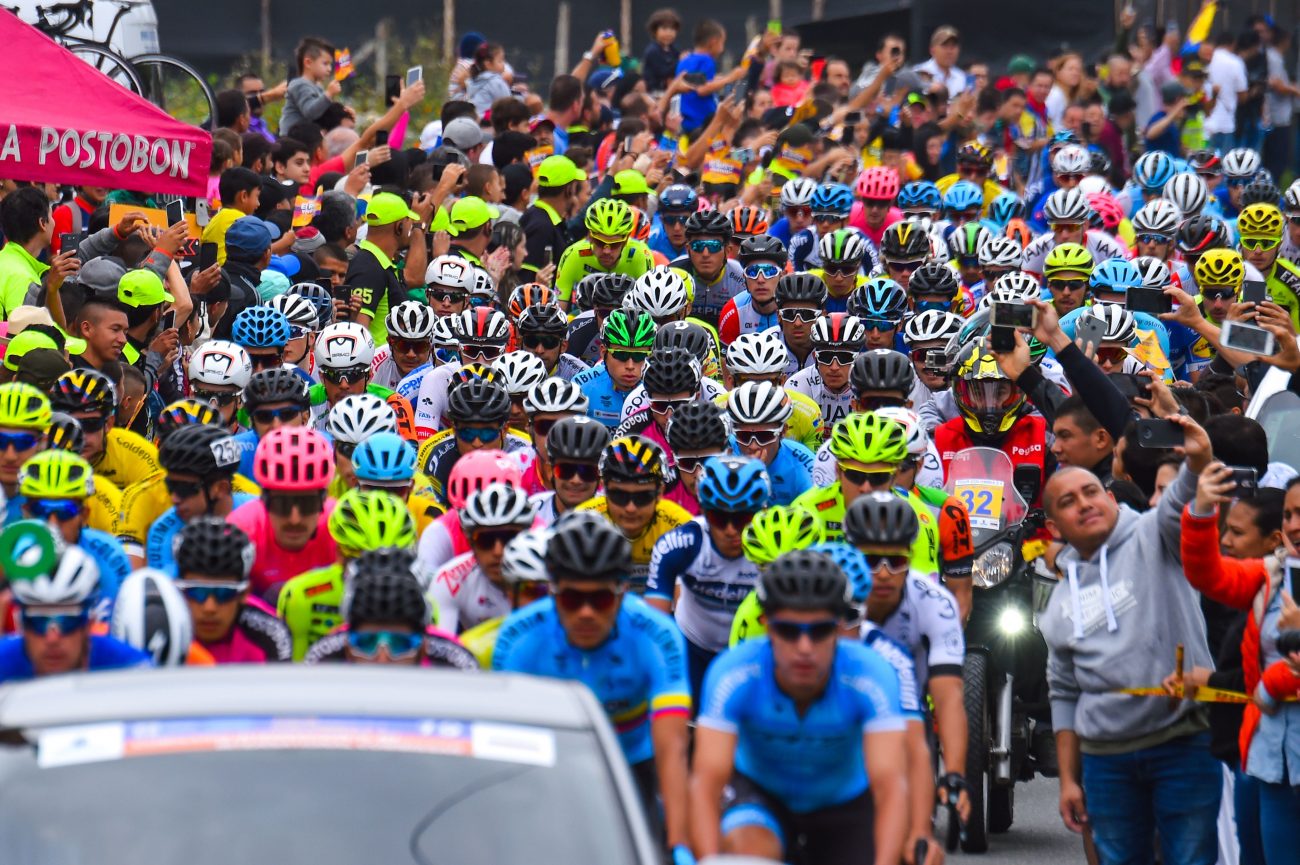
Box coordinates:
[855,167,900,202]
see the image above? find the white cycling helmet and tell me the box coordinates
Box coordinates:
[726,381,793,426]
[110,568,192,668]
[1088,305,1137,345]
[188,339,253,389]
[948,224,993,258]
[267,292,321,331]
[523,376,589,414]
[1284,180,1300,215]
[874,406,928,456]
[502,529,553,584]
[425,254,477,291]
[459,481,536,532]
[779,177,817,208]
[991,271,1041,301]
[494,350,549,396]
[726,331,790,375]
[1131,198,1183,236]
[1052,145,1091,176]
[1223,147,1262,178]
[470,267,496,303]
[431,315,458,350]
[810,313,867,349]
[1131,255,1172,289]
[1163,172,1207,217]
[818,228,870,264]
[1043,187,1090,223]
[327,393,397,444]
[902,310,964,345]
[978,236,1024,268]
[625,267,689,319]
[10,543,99,607]
[314,321,376,368]
[386,300,436,340]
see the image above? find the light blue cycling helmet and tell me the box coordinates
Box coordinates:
[1133,151,1176,192]
[847,276,908,320]
[697,455,772,513]
[943,180,984,212]
[231,306,292,350]
[352,432,416,486]
[898,181,942,211]
[812,182,854,216]
[811,541,873,602]
[988,192,1024,228]
[1089,257,1143,296]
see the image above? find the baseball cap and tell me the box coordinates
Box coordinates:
[364,192,421,227]
[447,196,500,236]
[612,170,651,196]
[3,330,59,372]
[118,268,175,307]
[536,155,586,188]
[931,25,959,45]
[1008,54,1035,76]
[1182,58,1207,77]
[1161,81,1188,102]
[443,116,487,151]
[267,254,301,279]
[13,348,72,390]
[73,257,126,294]
[226,216,281,257]
[905,91,928,107]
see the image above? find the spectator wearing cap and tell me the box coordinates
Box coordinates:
[202,167,263,266]
[520,154,585,273]
[216,216,279,339]
[913,25,965,98]
[345,191,430,345]
[13,348,71,391]
[442,196,499,267]
[443,116,488,163]
[116,269,177,422]
[610,169,651,212]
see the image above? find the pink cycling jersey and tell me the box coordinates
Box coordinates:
[520,453,549,497]
[229,498,338,598]
[202,597,293,664]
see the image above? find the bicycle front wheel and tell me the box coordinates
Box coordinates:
[131,53,218,129]
[67,43,143,94]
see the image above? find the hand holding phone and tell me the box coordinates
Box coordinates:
[1136,418,1185,448]
[59,233,81,255]
[197,242,219,272]
[1228,466,1259,497]
[165,199,185,227]
[160,310,176,331]
[1075,313,1107,353]
[1221,320,1278,356]
[990,325,1017,353]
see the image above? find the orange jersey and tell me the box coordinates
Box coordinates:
[914,486,974,578]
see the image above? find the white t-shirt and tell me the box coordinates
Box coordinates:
[1045,85,1069,127]
[913,59,967,99]
[1205,48,1248,135]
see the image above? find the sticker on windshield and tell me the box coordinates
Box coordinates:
[37,722,125,768]
[954,479,1004,531]
[471,722,556,767]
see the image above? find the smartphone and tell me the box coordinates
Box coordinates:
[990,325,1017,352]
[195,199,211,227]
[160,310,176,331]
[59,232,80,254]
[247,91,263,111]
[354,150,369,170]
[669,94,682,115]
[842,110,865,127]
[332,284,354,321]
[991,301,1037,330]
[197,241,219,272]
[730,147,754,164]
[732,79,749,105]
[385,73,402,106]
[1221,320,1277,356]
[165,199,184,226]
[1287,559,1300,602]
[683,72,708,87]
[1228,466,1260,497]
[1126,286,1172,316]
[406,66,423,87]
[542,245,554,269]
[1242,279,1267,305]
[1136,418,1185,448]
[1076,313,1107,351]
[767,19,782,35]
[315,277,335,292]
[965,73,977,91]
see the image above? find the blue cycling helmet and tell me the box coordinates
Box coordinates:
[1133,151,1176,192]
[659,183,699,213]
[848,276,908,320]
[352,431,416,485]
[231,306,292,350]
[1051,130,1080,146]
[1089,257,1143,296]
[943,180,984,212]
[697,455,772,513]
[810,541,873,602]
[897,181,942,211]
[988,192,1024,228]
[812,183,854,216]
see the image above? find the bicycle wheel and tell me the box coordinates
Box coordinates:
[131,53,217,129]
[67,44,143,94]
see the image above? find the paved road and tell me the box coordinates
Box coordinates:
[949,776,1089,864]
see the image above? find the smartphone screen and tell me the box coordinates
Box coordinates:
[991,302,1037,330]
[160,310,176,331]
[1222,321,1276,355]
[1126,287,1172,316]
[354,150,369,170]
[165,200,184,226]
[385,74,402,105]
[198,242,219,271]
[406,66,423,87]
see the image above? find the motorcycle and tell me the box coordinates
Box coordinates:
[943,447,1051,853]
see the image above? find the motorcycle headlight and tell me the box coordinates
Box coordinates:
[997,605,1028,636]
[972,541,1014,589]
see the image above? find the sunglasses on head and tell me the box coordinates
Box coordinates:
[689,238,724,254]
[522,333,563,350]
[177,580,248,604]
[164,477,205,499]
[26,498,81,521]
[768,618,838,642]
[705,509,757,531]
[660,214,690,226]
[815,349,856,366]
[0,430,40,452]
[556,586,620,613]
[824,262,862,277]
[428,289,468,305]
[264,491,325,517]
[813,213,844,224]
[1049,278,1088,292]
[886,259,923,273]
[864,553,911,571]
[194,389,240,407]
[736,428,782,449]
[348,630,423,659]
[21,609,89,636]
[252,405,303,424]
[744,263,782,280]
[554,462,600,482]
[1136,233,1171,246]
[842,467,894,488]
[391,337,431,354]
[471,527,522,550]
[779,307,820,323]
[321,365,369,385]
[1240,237,1281,251]
[457,426,503,445]
[674,453,722,474]
[608,348,649,363]
[606,487,657,508]
[650,397,691,414]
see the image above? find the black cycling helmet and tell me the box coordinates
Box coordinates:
[1243,179,1282,208]
[159,423,240,481]
[776,272,829,306]
[653,321,712,365]
[738,234,788,266]
[684,210,731,237]
[1177,213,1227,255]
[667,398,730,452]
[447,378,511,427]
[174,516,254,579]
[50,368,117,414]
[546,415,611,463]
[516,303,569,336]
[757,549,850,614]
[850,348,916,394]
[546,510,633,580]
[879,221,930,261]
[46,411,84,454]
[642,346,700,396]
[843,490,921,548]
[346,548,428,631]
[908,261,960,298]
[243,368,310,409]
[1188,149,1221,175]
[1089,150,1112,179]
[583,272,636,310]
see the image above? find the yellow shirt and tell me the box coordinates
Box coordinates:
[575,496,692,592]
[87,474,122,536]
[200,206,246,266]
[93,428,163,491]
[116,470,260,548]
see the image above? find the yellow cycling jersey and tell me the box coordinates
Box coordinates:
[714,388,823,452]
[576,496,692,592]
[93,428,163,490]
[460,615,503,668]
[116,470,260,548]
[86,474,123,536]
[935,175,1007,218]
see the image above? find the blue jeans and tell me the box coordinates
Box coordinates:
[1210,132,1235,155]
[1081,732,1221,865]
[1235,769,1265,865]
[1257,778,1300,865]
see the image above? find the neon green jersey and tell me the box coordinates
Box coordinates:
[792,482,941,576]
[277,563,345,662]
[554,238,655,303]
[459,616,503,668]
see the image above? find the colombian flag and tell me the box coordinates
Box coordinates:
[1183,1,1218,54]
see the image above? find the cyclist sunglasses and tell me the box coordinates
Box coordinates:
[778,308,820,323]
[1136,233,1171,246]
[0,431,40,452]
[248,352,283,370]
[334,441,358,460]
[823,263,862,277]
[177,581,248,605]
[689,238,725,254]
[885,259,923,273]
[428,289,468,304]
[1288,216,1300,227]
[553,462,600,482]
[1200,287,1237,301]
[1240,237,1281,251]
[606,487,657,508]
[252,405,303,425]
[321,365,369,385]
[608,349,650,363]
[842,467,894,488]
[735,429,782,448]
[457,427,503,445]
[471,528,522,550]
[705,510,757,531]
[1048,279,1088,292]
[659,214,690,226]
[1227,176,1253,188]
[391,337,431,354]
[194,389,240,406]
[864,553,911,571]
[784,206,813,218]
[812,213,844,224]
[459,343,504,361]
[74,415,108,433]
[744,263,782,280]
[22,609,89,636]
[522,333,563,350]
[1095,346,1128,365]
[530,418,559,437]
[1049,221,1085,232]
[556,587,620,613]
[864,198,893,209]
[650,398,692,414]
[164,478,205,500]
[767,618,838,642]
[26,499,81,521]
[674,453,723,474]
[264,491,325,517]
[815,349,857,366]
[861,318,898,333]
[348,630,423,659]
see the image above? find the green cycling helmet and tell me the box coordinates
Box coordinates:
[1043,242,1094,279]
[328,488,416,558]
[602,308,657,349]
[742,505,826,566]
[829,412,909,466]
[585,198,635,241]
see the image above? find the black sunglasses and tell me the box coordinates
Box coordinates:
[522,333,563,350]
[842,467,894,487]
[554,462,600,482]
[606,487,657,508]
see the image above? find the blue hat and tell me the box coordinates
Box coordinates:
[225,216,282,257]
[268,253,301,278]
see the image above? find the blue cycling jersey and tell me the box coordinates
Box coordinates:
[789,228,819,271]
[768,216,793,245]
[234,428,260,479]
[754,440,814,506]
[396,361,434,406]
[648,217,685,260]
[574,364,632,429]
[146,493,257,574]
[698,637,905,812]
[79,528,131,620]
[493,595,691,764]
[861,622,922,719]
[0,634,152,683]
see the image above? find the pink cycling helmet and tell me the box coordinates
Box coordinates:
[447,448,522,510]
[855,167,900,202]
[254,427,335,492]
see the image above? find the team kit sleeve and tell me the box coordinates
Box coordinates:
[645,522,702,601]
[641,606,694,720]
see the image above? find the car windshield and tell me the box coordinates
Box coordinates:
[0,716,636,865]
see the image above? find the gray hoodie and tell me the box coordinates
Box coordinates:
[1041,464,1213,749]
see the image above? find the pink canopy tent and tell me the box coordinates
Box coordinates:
[0,11,211,196]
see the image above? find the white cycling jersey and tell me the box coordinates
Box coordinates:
[646,516,760,652]
[429,551,510,634]
[875,571,965,693]
[369,346,407,390]
[620,377,727,425]
[1022,229,1130,275]
[787,366,854,431]
[413,361,463,436]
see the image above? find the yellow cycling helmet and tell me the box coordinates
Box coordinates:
[669,265,697,304]
[741,505,826,566]
[829,412,910,466]
[1237,203,1285,240]
[1194,249,1245,290]
[19,450,94,500]
[0,382,52,431]
[328,488,416,558]
[954,341,1026,435]
[1043,242,1094,279]
[584,198,635,241]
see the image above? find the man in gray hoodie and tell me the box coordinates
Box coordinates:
[1041,413,1221,865]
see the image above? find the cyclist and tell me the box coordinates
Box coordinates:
[1222,147,1261,218]
[937,140,1004,214]
[1023,187,1129,277]
[1123,150,1177,216]
[898,180,943,222]
[773,272,828,374]
[578,435,692,592]
[719,332,823,451]
[232,368,312,478]
[187,339,253,432]
[851,166,903,245]
[949,222,992,289]
[416,448,523,573]
[424,253,476,318]
[277,488,417,659]
[18,450,130,618]
[50,369,162,490]
[879,220,931,295]
[725,381,813,506]
[565,272,636,364]
[901,309,963,427]
[0,383,55,523]
[266,292,321,383]
[309,320,415,439]
[496,351,548,433]
[848,276,909,352]
[1041,242,1095,316]
[718,235,787,345]
[531,415,609,526]
[690,548,907,865]
[1027,143,1092,228]
[413,306,513,437]
[726,504,827,646]
[45,411,121,536]
[460,529,551,667]
[648,454,770,697]
[791,182,855,272]
[1193,249,1246,326]
[230,305,292,378]
[146,423,253,572]
[0,540,150,682]
[372,301,436,390]
[972,235,1026,303]
[768,177,817,245]
[555,198,654,310]
[666,398,731,512]
[725,207,770,260]
[654,318,723,384]
[352,431,441,535]
[811,229,876,312]
[671,210,747,328]
[325,393,398,494]
[109,569,208,667]
[617,346,724,454]
[1130,199,1183,262]
[495,511,692,856]
[788,312,868,432]
[418,379,531,505]
[430,482,535,633]
[574,308,657,429]
[938,180,986,236]
[230,426,338,598]
[518,377,589,496]
[846,492,971,832]
[1237,202,1300,330]
[908,258,972,316]
[516,303,589,380]
[172,517,292,663]
[649,183,698,259]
